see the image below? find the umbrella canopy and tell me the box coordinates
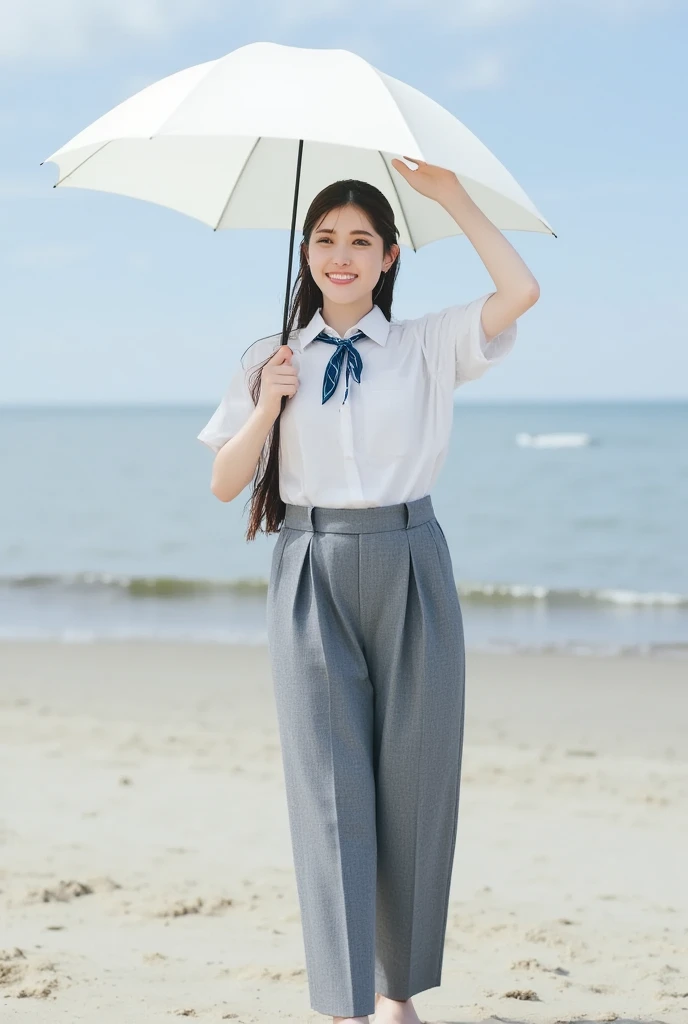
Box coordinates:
[41,40,554,250]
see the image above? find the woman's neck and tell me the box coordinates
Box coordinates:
[320,295,374,337]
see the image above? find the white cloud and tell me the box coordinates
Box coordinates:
[275,0,345,22]
[0,0,220,64]
[447,50,508,91]
[0,0,678,65]
[573,0,679,18]
[441,0,540,28]
[396,0,678,25]
[6,241,92,269]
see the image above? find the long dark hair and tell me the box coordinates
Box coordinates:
[243,179,401,541]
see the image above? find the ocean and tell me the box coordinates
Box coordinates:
[1,401,686,656]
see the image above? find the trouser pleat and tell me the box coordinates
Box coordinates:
[266,501,465,1018]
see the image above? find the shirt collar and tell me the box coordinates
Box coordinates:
[298,304,391,349]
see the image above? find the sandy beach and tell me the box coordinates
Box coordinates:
[1,641,686,1023]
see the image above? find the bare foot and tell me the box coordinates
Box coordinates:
[332,1017,369,1024]
[373,992,422,1024]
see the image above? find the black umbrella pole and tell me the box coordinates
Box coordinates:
[280,138,304,348]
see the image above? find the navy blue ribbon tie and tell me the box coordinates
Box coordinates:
[314,329,367,405]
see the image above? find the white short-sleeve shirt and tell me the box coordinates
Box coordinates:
[198,291,516,508]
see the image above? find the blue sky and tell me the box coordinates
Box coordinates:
[1,0,686,403]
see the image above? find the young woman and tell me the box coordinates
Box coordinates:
[198,160,540,1024]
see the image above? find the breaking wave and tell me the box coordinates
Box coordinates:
[2,573,686,608]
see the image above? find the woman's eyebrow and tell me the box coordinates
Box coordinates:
[314,228,375,237]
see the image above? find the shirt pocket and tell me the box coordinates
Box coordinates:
[359,382,414,459]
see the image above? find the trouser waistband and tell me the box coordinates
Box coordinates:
[283,494,435,534]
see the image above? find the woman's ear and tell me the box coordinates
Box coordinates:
[384,244,400,272]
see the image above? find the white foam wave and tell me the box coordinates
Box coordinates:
[516,432,593,448]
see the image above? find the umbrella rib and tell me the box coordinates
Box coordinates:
[212,138,261,232]
[51,141,111,186]
[379,150,416,253]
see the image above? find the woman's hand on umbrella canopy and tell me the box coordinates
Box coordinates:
[391,155,461,204]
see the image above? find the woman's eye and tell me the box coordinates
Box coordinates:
[316,238,369,245]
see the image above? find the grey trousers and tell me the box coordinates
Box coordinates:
[266,495,466,1018]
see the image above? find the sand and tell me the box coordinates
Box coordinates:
[1,641,686,1023]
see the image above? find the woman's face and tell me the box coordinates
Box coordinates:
[305,204,398,305]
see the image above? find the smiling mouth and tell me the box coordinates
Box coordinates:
[326,273,358,282]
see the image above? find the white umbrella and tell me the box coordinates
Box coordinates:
[41,40,554,345]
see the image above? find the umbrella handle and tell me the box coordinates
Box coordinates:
[279,138,304,416]
[281,138,304,349]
